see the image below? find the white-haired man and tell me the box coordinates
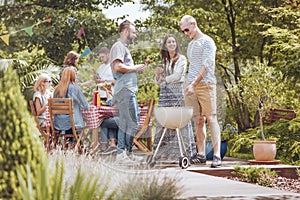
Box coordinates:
[179,15,222,168]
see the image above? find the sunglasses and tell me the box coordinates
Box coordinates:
[181,28,190,34]
[44,80,52,83]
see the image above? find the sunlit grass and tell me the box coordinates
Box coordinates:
[43,149,183,200]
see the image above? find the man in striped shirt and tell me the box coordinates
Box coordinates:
[180,15,222,168]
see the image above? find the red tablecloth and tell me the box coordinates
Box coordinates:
[81,105,118,129]
[46,105,150,129]
[46,106,51,127]
[82,105,150,129]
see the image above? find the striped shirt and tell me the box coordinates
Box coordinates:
[186,34,217,84]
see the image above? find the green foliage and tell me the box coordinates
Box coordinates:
[137,82,159,103]
[77,62,98,102]
[221,123,238,142]
[236,60,290,114]
[0,67,45,199]
[260,5,300,81]
[0,54,60,103]
[115,174,182,200]
[264,117,300,165]
[229,153,254,160]
[0,0,120,63]
[17,158,116,200]
[231,59,298,137]
[232,166,277,187]
[228,116,300,165]
[134,49,160,102]
[228,128,258,154]
[140,0,300,132]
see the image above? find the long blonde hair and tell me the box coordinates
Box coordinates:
[54,67,76,97]
[33,74,51,94]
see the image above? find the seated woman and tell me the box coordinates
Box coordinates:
[33,74,53,127]
[53,67,89,141]
[99,116,119,154]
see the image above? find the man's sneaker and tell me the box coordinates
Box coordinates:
[190,154,206,164]
[211,155,221,168]
[99,146,117,155]
[128,153,144,162]
[115,151,135,164]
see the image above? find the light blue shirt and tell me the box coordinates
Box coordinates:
[110,38,138,94]
[54,83,89,131]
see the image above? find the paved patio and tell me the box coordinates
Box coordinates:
[152,157,300,199]
[99,151,300,200]
[163,167,299,199]
[100,152,300,199]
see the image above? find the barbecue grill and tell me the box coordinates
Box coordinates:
[148,106,193,169]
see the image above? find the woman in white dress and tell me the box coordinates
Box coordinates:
[33,74,52,127]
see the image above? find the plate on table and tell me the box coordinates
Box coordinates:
[101,101,108,106]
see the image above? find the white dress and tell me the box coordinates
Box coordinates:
[32,90,51,127]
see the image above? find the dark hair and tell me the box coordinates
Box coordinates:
[119,20,134,33]
[63,51,79,67]
[160,34,181,74]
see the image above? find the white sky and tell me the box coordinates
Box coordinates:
[102,1,151,23]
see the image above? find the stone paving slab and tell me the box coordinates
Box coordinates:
[162,168,300,199]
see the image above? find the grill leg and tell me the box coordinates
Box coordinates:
[176,128,184,157]
[178,128,188,156]
[177,128,190,168]
[152,127,168,160]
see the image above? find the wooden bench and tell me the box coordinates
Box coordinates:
[267,108,296,124]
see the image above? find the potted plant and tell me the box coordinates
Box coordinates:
[252,96,277,161]
[235,60,287,162]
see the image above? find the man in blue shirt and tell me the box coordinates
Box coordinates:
[110,20,147,163]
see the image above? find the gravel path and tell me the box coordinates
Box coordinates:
[226,176,300,194]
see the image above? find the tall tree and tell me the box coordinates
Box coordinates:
[0,0,126,63]
[139,0,299,131]
[261,1,300,82]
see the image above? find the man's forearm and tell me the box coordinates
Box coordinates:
[191,66,207,87]
[113,61,135,73]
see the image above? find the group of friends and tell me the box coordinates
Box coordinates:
[32,14,222,168]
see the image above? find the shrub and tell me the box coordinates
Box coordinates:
[114,174,182,200]
[232,166,277,187]
[264,118,300,165]
[0,67,45,199]
[228,117,300,165]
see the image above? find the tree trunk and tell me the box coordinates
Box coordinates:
[222,0,252,132]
